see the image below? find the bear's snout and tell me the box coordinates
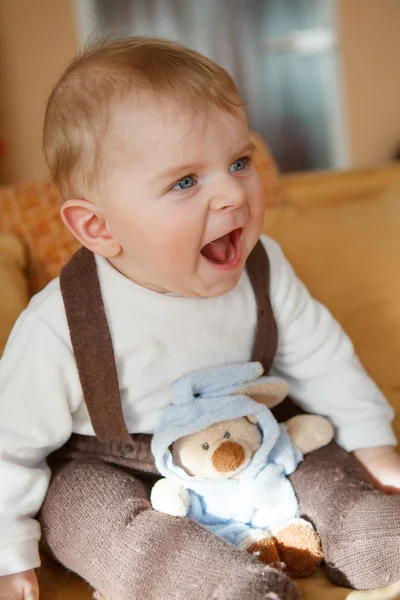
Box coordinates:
[212,441,245,472]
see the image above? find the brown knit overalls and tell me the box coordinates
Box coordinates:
[39,242,400,599]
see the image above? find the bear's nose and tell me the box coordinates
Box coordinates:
[212,441,245,472]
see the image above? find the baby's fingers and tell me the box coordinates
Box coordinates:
[0,570,39,600]
[23,577,39,600]
[24,592,39,600]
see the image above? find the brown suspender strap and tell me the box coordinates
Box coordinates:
[60,240,278,443]
[247,240,278,374]
[60,247,132,443]
[247,241,300,422]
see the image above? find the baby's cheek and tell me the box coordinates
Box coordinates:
[252,180,267,214]
[159,221,202,264]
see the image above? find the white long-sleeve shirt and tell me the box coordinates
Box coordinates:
[0,235,396,576]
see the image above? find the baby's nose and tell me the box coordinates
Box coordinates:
[212,441,245,472]
[209,176,246,211]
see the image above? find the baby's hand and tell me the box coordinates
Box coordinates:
[354,445,400,493]
[0,569,38,600]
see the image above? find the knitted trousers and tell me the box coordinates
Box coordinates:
[40,434,299,600]
[290,441,400,590]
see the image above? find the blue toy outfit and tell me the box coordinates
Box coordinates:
[151,362,303,548]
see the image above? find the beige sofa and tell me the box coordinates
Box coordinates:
[0,145,400,599]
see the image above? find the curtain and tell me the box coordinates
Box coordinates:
[91,0,342,172]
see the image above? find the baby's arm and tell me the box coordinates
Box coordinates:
[263,236,399,489]
[0,308,76,580]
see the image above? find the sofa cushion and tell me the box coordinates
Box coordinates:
[0,234,29,355]
[264,182,400,444]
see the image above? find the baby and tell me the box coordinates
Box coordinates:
[0,37,399,600]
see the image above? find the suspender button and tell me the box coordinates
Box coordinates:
[119,443,134,457]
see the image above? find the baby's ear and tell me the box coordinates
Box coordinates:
[234,378,289,409]
[61,199,121,257]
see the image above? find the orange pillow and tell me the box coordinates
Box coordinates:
[0,234,29,355]
[0,182,79,294]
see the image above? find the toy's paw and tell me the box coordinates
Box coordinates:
[150,478,190,517]
[285,415,334,454]
[240,530,283,570]
[270,518,323,577]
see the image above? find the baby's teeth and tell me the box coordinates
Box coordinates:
[227,241,235,262]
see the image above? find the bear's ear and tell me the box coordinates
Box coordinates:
[246,415,258,425]
[233,378,289,408]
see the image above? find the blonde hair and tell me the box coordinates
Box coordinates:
[43,36,243,198]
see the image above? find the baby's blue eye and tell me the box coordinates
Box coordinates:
[230,158,247,173]
[173,175,195,190]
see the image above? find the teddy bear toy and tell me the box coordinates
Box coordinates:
[150,362,334,577]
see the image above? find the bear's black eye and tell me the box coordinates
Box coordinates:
[202,442,210,451]
[224,431,231,439]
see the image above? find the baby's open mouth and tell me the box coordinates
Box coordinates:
[201,229,243,269]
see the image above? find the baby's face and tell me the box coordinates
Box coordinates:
[97,94,266,297]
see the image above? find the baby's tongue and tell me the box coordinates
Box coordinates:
[202,233,231,263]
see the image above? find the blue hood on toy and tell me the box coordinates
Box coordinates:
[151,362,301,497]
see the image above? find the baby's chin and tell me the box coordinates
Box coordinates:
[194,259,247,298]
[188,270,245,298]
[164,271,243,298]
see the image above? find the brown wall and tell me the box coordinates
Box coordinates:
[337,0,400,168]
[0,0,77,183]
